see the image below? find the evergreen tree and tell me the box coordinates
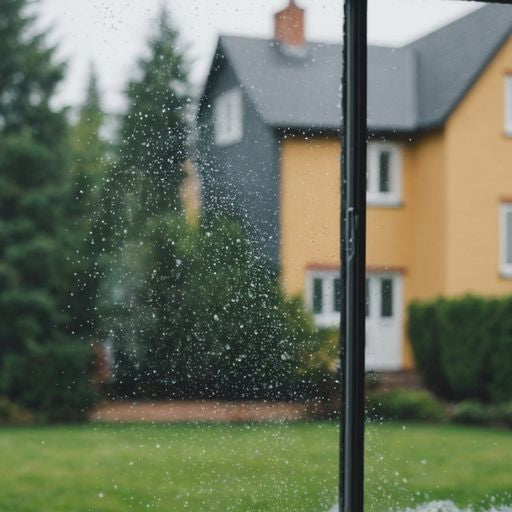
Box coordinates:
[118,6,191,221]
[0,0,96,419]
[67,66,108,338]
[106,6,192,392]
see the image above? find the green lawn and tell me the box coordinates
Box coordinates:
[0,422,510,512]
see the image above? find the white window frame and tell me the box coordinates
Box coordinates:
[305,269,340,327]
[500,203,512,277]
[366,142,402,206]
[214,88,243,146]
[504,75,512,136]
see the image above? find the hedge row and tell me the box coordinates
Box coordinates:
[408,295,512,403]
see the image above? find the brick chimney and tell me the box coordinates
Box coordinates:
[274,0,305,47]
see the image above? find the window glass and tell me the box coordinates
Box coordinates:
[380,278,393,317]
[334,277,341,312]
[378,150,391,192]
[505,75,512,135]
[365,278,370,317]
[367,142,401,205]
[214,88,243,145]
[313,277,323,314]
[365,3,512,512]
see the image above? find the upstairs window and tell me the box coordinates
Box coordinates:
[500,203,512,277]
[214,88,243,146]
[504,75,512,136]
[367,142,402,206]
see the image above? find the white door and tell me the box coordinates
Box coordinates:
[365,273,403,371]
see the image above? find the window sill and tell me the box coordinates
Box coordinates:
[367,199,403,208]
[499,270,512,280]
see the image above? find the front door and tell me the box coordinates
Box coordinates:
[365,273,403,370]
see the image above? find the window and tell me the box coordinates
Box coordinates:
[500,203,512,276]
[367,142,402,206]
[505,75,512,136]
[380,277,393,317]
[306,270,340,326]
[214,88,243,145]
[312,277,323,313]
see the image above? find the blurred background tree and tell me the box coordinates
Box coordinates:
[0,0,99,421]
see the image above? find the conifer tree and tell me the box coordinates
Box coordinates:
[118,6,191,221]
[0,0,96,419]
[0,0,70,357]
[106,7,192,393]
[68,67,108,338]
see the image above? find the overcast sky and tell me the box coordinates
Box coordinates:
[35,0,483,112]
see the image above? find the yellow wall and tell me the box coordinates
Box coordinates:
[445,35,512,297]
[279,137,341,296]
[279,133,447,369]
[279,36,512,370]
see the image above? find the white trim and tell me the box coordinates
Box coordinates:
[214,88,243,146]
[305,269,340,327]
[367,142,402,206]
[500,203,512,277]
[365,271,403,371]
[504,76,512,136]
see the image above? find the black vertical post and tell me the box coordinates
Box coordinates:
[340,0,367,511]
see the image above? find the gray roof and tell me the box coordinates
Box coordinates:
[208,4,512,133]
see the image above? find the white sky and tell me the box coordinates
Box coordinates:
[35,0,483,113]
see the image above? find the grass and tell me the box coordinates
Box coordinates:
[0,422,511,511]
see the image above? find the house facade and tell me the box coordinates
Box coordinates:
[196,2,512,371]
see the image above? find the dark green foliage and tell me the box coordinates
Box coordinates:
[112,216,316,400]
[487,299,512,403]
[451,401,494,427]
[495,402,512,428]
[0,0,98,420]
[67,68,108,339]
[408,301,451,396]
[409,295,512,403]
[366,389,446,423]
[0,342,97,422]
[0,396,34,425]
[117,6,190,220]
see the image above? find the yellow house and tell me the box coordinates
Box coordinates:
[197,2,512,371]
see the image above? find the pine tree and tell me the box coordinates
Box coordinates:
[0,0,69,356]
[118,6,191,220]
[67,66,108,338]
[105,7,192,394]
[0,0,96,419]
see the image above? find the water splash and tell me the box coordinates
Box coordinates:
[329,502,512,512]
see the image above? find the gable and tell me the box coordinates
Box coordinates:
[199,5,512,134]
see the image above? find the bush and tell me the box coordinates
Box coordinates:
[111,216,317,401]
[494,402,512,428]
[451,400,494,426]
[366,389,446,423]
[0,341,97,422]
[409,295,512,403]
[0,397,34,425]
[298,328,340,417]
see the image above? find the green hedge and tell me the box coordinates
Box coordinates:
[409,295,512,403]
[366,389,446,423]
[0,342,97,422]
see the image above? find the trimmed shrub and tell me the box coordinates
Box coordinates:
[0,341,97,422]
[451,401,494,426]
[494,402,512,428]
[366,389,446,423]
[408,301,450,397]
[298,328,340,417]
[409,295,512,403]
[0,397,34,425]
